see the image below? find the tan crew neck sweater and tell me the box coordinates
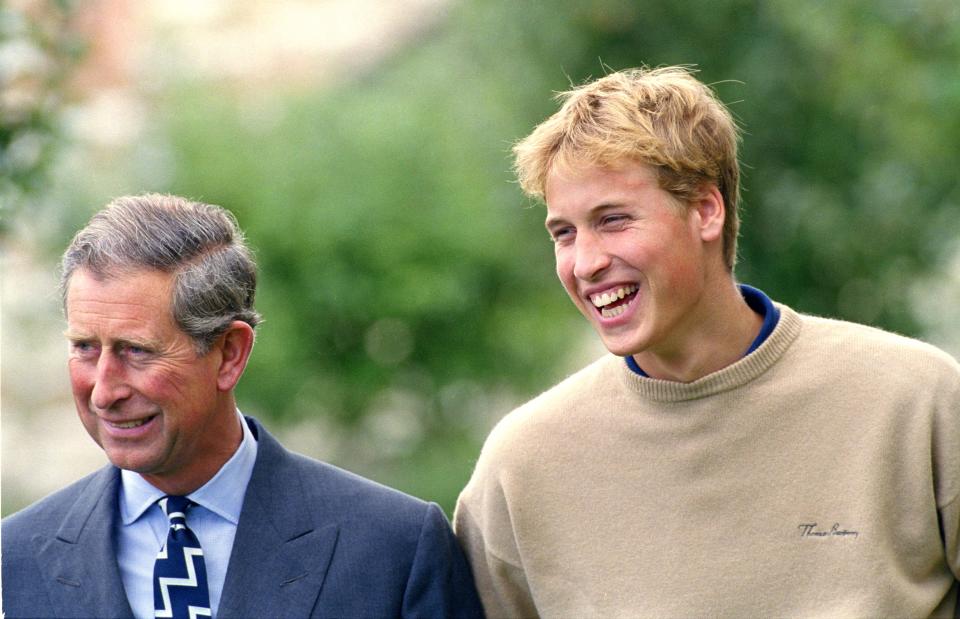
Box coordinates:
[455,305,960,618]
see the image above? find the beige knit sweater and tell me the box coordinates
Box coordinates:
[454,305,960,618]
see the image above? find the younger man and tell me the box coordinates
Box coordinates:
[455,66,960,617]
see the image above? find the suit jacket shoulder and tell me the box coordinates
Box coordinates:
[2,465,133,618]
[217,417,483,619]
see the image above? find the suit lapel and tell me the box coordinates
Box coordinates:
[218,418,339,618]
[33,466,134,618]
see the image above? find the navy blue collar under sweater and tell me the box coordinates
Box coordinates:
[625,284,780,377]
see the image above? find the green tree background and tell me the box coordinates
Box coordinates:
[4,0,960,516]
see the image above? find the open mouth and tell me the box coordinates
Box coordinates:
[590,284,639,318]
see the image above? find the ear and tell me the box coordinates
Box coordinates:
[691,183,725,243]
[214,321,255,392]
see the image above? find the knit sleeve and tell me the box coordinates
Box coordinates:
[940,492,960,584]
[933,359,960,581]
[453,494,538,619]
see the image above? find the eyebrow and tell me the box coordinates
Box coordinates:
[544,202,625,230]
[63,329,90,342]
[544,215,568,231]
[63,330,162,350]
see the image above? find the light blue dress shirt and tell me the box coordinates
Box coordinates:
[117,412,258,619]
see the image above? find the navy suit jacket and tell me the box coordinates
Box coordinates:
[1,417,483,618]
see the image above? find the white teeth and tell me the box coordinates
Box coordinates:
[601,304,627,318]
[111,419,147,429]
[590,284,638,308]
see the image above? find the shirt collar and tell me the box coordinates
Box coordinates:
[119,411,259,526]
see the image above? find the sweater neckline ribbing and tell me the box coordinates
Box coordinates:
[617,304,803,402]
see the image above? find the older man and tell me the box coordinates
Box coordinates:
[454,66,960,617]
[2,194,482,618]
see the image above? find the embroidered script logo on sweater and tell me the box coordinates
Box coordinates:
[797,522,860,539]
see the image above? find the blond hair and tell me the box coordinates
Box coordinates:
[513,66,742,270]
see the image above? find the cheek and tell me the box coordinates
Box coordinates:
[68,365,99,437]
[556,265,580,303]
[67,361,94,398]
[139,372,184,404]
[146,365,217,406]
[554,249,575,284]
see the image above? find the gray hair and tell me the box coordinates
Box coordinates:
[60,193,261,354]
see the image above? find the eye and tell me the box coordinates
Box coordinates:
[549,226,575,243]
[70,340,100,358]
[123,344,152,357]
[600,214,628,227]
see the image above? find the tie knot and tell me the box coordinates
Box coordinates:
[160,495,192,524]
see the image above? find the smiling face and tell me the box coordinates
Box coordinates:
[545,161,726,364]
[65,267,241,494]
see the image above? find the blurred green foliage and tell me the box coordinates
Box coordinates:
[1,0,83,235]
[158,41,587,509]
[19,0,960,514]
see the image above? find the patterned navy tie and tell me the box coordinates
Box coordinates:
[153,496,211,619]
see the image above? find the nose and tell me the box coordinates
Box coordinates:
[572,231,611,281]
[90,351,132,411]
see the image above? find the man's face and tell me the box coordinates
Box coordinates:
[545,161,715,361]
[65,267,235,491]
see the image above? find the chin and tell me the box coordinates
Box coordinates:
[599,338,643,358]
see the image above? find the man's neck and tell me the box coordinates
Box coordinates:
[632,279,763,383]
[141,403,244,496]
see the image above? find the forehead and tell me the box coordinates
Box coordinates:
[66,268,177,335]
[544,161,661,216]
